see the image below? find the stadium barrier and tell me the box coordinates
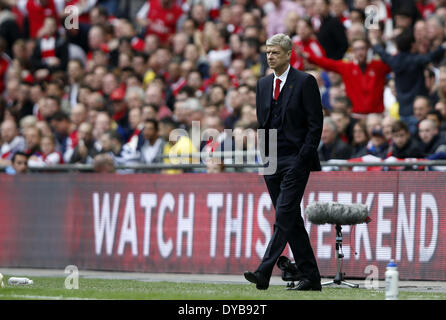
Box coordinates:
[0,171,445,281]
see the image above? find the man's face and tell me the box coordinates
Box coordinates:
[143,122,157,141]
[321,123,336,145]
[418,120,438,144]
[24,128,40,150]
[352,40,368,64]
[297,20,312,40]
[99,134,113,152]
[78,123,93,143]
[1,121,17,143]
[12,155,28,174]
[266,45,290,73]
[331,113,349,133]
[413,99,430,121]
[392,129,410,148]
[70,104,87,126]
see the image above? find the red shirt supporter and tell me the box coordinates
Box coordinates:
[141,0,183,44]
[307,38,391,115]
[25,0,59,38]
[0,53,10,94]
[291,38,326,71]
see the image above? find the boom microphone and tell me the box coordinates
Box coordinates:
[305,202,371,225]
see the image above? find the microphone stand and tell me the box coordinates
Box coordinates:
[322,224,359,288]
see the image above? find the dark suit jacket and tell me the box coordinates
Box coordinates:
[256,67,323,171]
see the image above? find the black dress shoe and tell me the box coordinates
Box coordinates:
[292,279,322,291]
[244,271,269,290]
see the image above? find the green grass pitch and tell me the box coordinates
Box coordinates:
[0,276,446,300]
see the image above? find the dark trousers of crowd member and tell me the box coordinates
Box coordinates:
[256,153,321,283]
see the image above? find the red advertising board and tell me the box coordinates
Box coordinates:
[0,172,445,280]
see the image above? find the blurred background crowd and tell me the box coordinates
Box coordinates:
[1,0,446,174]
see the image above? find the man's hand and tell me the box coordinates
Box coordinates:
[368,30,381,46]
[295,45,309,59]
[46,57,60,67]
[78,139,88,159]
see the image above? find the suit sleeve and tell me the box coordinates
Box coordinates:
[255,80,263,129]
[298,75,323,162]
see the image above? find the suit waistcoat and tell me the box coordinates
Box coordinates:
[267,94,298,157]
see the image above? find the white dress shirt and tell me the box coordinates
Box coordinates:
[272,64,291,99]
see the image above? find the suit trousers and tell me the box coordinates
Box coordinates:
[256,153,321,283]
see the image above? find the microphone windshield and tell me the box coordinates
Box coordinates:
[305,202,371,225]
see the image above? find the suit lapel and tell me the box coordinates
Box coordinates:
[262,74,274,126]
[280,68,296,122]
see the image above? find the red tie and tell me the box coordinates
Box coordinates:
[274,78,281,100]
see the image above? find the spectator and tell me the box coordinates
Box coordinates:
[93,152,116,173]
[425,67,438,106]
[93,111,112,142]
[0,3,22,56]
[382,115,397,143]
[388,120,424,159]
[136,0,183,45]
[313,0,349,60]
[201,114,232,162]
[98,130,125,164]
[109,86,130,142]
[20,0,59,39]
[144,83,172,120]
[207,28,232,69]
[28,134,64,166]
[159,117,198,174]
[205,156,225,173]
[330,108,356,144]
[413,95,432,123]
[370,28,446,130]
[291,17,326,71]
[412,95,433,136]
[122,119,165,165]
[69,122,100,164]
[318,116,353,161]
[49,111,74,162]
[426,109,446,137]
[304,37,391,115]
[366,113,384,137]
[67,59,85,107]
[30,17,69,73]
[0,119,26,165]
[0,38,10,96]
[418,119,446,157]
[23,125,41,156]
[265,0,304,39]
[350,120,369,157]
[5,151,28,174]
[358,126,390,159]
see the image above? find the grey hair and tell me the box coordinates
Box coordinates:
[266,33,292,52]
[183,98,204,112]
[125,86,144,102]
[324,116,337,133]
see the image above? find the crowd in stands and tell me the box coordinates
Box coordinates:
[1,0,446,174]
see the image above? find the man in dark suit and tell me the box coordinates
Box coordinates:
[244,33,323,291]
